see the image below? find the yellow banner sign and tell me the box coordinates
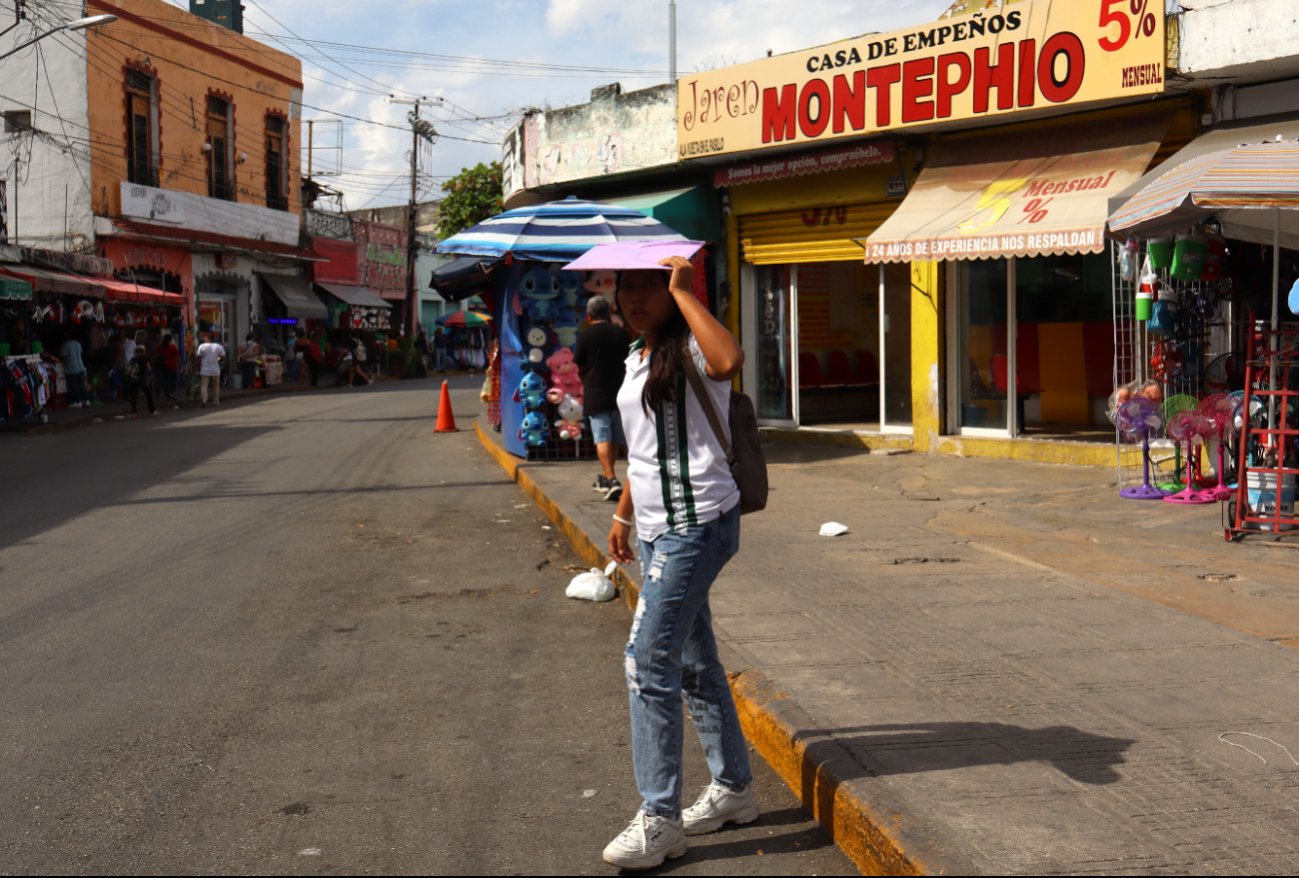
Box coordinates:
[677,0,1165,160]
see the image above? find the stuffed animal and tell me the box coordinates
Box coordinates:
[559,271,583,308]
[554,393,585,441]
[553,308,582,347]
[519,410,550,447]
[520,268,559,322]
[512,370,549,410]
[546,347,583,400]
[525,325,553,364]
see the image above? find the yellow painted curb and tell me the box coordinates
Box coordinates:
[474,420,641,612]
[475,418,947,875]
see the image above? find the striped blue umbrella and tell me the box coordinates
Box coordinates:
[436,196,687,262]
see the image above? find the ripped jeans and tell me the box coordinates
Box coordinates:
[625,504,751,817]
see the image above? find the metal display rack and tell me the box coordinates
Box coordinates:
[1225,323,1299,540]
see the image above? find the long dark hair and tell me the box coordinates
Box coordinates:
[613,271,691,414]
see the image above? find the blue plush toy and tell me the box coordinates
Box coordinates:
[512,370,549,409]
[520,269,559,322]
[518,410,550,447]
[558,271,582,308]
[553,307,581,347]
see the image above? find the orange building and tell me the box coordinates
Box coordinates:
[82,0,316,353]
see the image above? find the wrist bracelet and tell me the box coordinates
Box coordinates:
[612,513,633,527]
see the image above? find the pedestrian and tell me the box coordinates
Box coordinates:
[58,330,89,408]
[293,328,323,387]
[126,342,156,416]
[433,326,450,373]
[415,327,430,377]
[237,331,261,390]
[158,333,181,401]
[195,332,226,407]
[574,293,630,501]
[348,332,373,387]
[602,256,754,870]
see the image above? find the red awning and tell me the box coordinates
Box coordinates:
[1,265,106,298]
[97,277,185,306]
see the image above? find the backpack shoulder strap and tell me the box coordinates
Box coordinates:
[680,348,734,462]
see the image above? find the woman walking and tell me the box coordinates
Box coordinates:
[603,255,757,870]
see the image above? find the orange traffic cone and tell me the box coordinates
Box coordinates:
[435,380,459,433]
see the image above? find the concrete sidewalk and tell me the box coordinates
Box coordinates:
[477,422,1299,875]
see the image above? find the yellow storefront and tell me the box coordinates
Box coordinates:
[718,143,916,436]
[678,0,1178,462]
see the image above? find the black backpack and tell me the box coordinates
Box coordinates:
[682,354,768,514]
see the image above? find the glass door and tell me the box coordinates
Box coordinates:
[950,259,1011,433]
[744,263,796,426]
[880,262,913,431]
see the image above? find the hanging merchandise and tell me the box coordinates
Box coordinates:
[1170,235,1209,283]
[1147,237,1174,270]
[1136,256,1158,321]
[1148,284,1179,335]
[1118,238,1140,284]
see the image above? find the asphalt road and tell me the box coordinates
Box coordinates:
[0,377,853,875]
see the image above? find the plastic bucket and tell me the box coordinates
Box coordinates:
[1246,471,1297,530]
[1147,238,1173,270]
[1171,236,1208,282]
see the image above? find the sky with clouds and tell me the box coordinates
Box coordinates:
[219,0,954,212]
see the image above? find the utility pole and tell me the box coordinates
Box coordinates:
[668,0,677,83]
[391,96,437,338]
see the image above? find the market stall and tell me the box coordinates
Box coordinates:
[1107,138,1299,538]
[436,197,687,459]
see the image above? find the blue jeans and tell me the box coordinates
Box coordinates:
[626,503,750,817]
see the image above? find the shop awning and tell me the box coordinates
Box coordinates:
[258,272,328,320]
[97,277,185,306]
[863,118,1167,263]
[0,264,106,298]
[315,282,392,309]
[0,275,32,300]
[609,187,721,243]
[1106,117,1299,220]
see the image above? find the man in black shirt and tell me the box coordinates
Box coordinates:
[574,294,631,501]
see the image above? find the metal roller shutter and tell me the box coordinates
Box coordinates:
[738,201,898,264]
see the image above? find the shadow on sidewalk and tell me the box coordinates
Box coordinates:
[647,807,837,873]
[798,721,1134,783]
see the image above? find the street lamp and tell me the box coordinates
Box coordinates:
[0,13,117,61]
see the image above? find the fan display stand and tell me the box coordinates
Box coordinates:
[1198,393,1237,501]
[1164,410,1218,504]
[1114,397,1171,500]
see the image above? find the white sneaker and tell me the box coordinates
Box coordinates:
[602,811,687,870]
[682,782,759,836]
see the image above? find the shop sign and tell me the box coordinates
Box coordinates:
[677,0,1165,160]
[122,184,186,224]
[713,140,894,187]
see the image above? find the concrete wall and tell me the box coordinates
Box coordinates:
[0,23,93,249]
[84,0,303,220]
[504,83,677,199]
[1177,0,1299,84]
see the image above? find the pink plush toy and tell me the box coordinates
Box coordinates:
[546,347,583,400]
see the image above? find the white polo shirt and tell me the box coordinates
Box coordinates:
[618,334,740,542]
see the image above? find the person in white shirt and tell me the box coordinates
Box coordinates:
[601,256,755,870]
[195,333,226,407]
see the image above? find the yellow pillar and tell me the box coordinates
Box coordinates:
[910,260,943,452]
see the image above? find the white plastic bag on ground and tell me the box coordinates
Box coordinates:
[566,560,618,602]
[819,521,850,537]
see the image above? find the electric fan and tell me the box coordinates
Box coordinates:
[1204,352,1248,393]
[1163,409,1217,505]
[1116,397,1170,500]
[1158,394,1199,492]
[1197,393,1237,501]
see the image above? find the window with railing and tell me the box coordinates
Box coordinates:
[265,114,288,211]
[125,69,159,187]
[206,95,234,201]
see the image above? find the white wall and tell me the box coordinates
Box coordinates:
[1178,0,1299,84]
[0,21,92,249]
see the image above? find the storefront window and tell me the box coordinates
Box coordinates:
[795,261,880,426]
[956,259,1009,431]
[953,251,1114,436]
[198,297,232,351]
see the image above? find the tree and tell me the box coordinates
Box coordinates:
[437,161,503,239]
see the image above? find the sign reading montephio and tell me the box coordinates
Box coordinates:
[677,0,1165,160]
